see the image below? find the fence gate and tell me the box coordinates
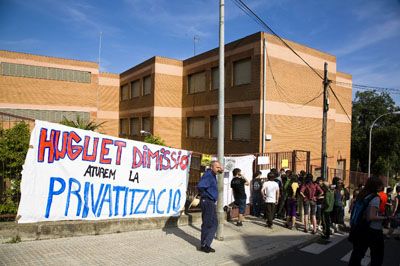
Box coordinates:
[292,150,310,174]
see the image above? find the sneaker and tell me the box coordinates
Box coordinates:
[236,221,243,226]
[207,246,216,252]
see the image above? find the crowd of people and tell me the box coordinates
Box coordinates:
[247,168,351,239]
[197,160,400,264]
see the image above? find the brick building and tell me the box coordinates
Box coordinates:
[119,32,352,175]
[0,50,120,135]
[0,32,352,176]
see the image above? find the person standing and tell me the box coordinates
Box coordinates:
[197,160,223,253]
[251,170,263,217]
[321,181,334,240]
[285,174,299,229]
[261,172,280,228]
[300,174,323,234]
[231,168,249,226]
[349,176,386,266]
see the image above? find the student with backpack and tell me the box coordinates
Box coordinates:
[285,174,299,230]
[349,176,387,266]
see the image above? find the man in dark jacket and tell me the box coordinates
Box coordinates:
[197,160,223,253]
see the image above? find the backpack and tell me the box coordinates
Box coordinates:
[348,193,377,243]
[287,182,299,199]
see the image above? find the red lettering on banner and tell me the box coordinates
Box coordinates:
[67,131,83,160]
[114,140,126,165]
[38,128,55,162]
[100,139,113,164]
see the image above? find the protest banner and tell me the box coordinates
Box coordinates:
[17,120,191,223]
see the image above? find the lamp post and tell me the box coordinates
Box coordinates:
[140,130,151,136]
[368,111,400,178]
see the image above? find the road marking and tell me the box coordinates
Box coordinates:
[341,248,370,266]
[300,234,347,255]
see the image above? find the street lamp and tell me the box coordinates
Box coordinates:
[140,130,151,136]
[368,111,400,178]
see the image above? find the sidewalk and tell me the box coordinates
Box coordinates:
[0,217,318,265]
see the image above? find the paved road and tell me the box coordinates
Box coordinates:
[265,233,400,266]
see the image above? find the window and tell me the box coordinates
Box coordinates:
[232,114,251,140]
[143,76,151,95]
[210,116,218,138]
[120,84,130,101]
[0,62,91,83]
[187,117,205,137]
[233,58,251,86]
[142,117,151,132]
[188,71,206,94]
[120,118,129,135]
[211,67,219,90]
[130,80,140,98]
[130,117,140,136]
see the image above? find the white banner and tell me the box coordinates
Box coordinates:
[222,155,255,207]
[17,120,191,223]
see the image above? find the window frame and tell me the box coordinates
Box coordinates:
[143,75,152,96]
[130,117,140,136]
[188,71,206,94]
[130,79,141,98]
[120,83,130,101]
[233,57,252,86]
[119,118,129,136]
[211,67,219,90]
[187,117,206,138]
[231,114,251,141]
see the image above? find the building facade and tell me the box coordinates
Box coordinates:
[0,32,352,176]
[119,32,352,174]
[0,50,120,135]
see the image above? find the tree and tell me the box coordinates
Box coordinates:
[60,115,105,131]
[351,91,400,179]
[0,122,30,214]
[143,135,166,146]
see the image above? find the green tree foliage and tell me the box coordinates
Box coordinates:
[351,91,400,179]
[0,122,30,214]
[143,135,166,146]
[60,115,105,131]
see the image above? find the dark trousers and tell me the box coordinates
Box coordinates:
[265,203,275,226]
[322,211,331,238]
[349,228,384,266]
[276,195,287,218]
[200,198,217,248]
[252,195,262,217]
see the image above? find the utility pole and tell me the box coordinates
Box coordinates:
[321,62,330,180]
[216,0,225,241]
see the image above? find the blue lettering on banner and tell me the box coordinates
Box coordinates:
[44,177,183,219]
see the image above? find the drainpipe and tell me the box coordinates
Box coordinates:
[262,36,267,154]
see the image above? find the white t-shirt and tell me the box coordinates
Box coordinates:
[262,181,279,203]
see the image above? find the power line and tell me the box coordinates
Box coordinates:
[329,85,352,122]
[231,0,353,121]
[266,51,323,108]
[333,80,400,95]
[231,0,324,80]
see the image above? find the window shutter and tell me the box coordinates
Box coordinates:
[232,114,251,140]
[234,58,251,86]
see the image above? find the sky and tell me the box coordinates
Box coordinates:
[1,0,399,104]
